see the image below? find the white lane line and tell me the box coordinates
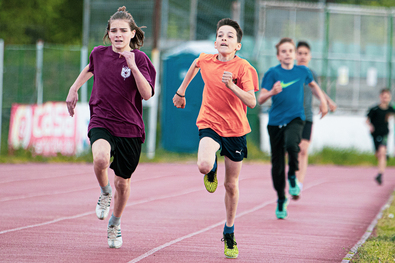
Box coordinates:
[0,187,202,235]
[128,180,328,263]
[0,187,96,202]
[341,193,394,263]
[0,174,188,202]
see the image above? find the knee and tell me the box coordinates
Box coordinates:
[197,160,212,175]
[224,181,238,196]
[286,143,300,154]
[299,146,308,157]
[93,153,110,170]
[114,178,130,194]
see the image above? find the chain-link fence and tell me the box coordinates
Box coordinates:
[256,1,395,113]
[3,0,395,153]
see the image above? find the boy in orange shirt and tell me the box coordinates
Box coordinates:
[173,18,259,259]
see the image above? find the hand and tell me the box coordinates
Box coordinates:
[319,102,328,119]
[173,92,186,109]
[271,81,282,95]
[328,101,337,112]
[119,51,137,70]
[222,71,234,88]
[66,89,78,117]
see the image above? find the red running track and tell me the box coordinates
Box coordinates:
[0,162,394,262]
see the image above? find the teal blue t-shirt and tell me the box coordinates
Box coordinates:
[261,64,313,126]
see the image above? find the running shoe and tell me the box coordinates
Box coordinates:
[96,193,112,220]
[221,233,238,258]
[107,225,122,248]
[276,198,289,219]
[204,157,218,193]
[288,175,301,199]
[375,173,382,185]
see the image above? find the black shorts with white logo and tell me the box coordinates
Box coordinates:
[198,128,247,162]
[88,127,142,179]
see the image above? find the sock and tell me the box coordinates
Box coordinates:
[299,182,303,191]
[101,182,112,195]
[210,155,218,173]
[108,214,121,226]
[223,223,234,234]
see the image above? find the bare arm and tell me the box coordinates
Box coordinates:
[366,117,374,133]
[173,59,200,109]
[311,87,337,112]
[258,81,282,105]
[308,81,328,118]
[120,51,152,100]
[66,65,93,117]
[222,71,256,108]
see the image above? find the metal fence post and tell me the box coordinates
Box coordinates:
[36,40,44,105]
[0,39,4,152]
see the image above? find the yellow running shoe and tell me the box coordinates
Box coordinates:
[204,167,218,193]
[221,233,238,258]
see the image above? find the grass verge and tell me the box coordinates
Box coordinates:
[351,191,395,262]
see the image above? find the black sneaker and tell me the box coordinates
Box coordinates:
[375,174,382,185]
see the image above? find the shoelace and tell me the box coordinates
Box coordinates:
[99,194,111,209]
[221,234,237,249]
[108,226,121,239]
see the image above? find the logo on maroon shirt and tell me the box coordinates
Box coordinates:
[121,66,131,80]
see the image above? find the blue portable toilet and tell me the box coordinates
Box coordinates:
[161,41,217,153]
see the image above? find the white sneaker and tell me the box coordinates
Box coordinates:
[107,225,122,248]
[95,193,112,220]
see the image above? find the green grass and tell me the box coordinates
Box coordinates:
[351,192,395,262]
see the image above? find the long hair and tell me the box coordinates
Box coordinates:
[103,6,146,50]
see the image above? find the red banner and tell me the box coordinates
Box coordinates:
[8,102,90,156]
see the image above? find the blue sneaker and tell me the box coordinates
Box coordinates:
[275,198,289,219]
[288,175,301,199]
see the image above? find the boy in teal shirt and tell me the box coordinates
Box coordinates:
[258,37,328,219]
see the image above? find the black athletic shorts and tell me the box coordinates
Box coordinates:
[301,121,313,141]
[198,128,247,162]
[88,128,142,179]
[372,134,388,152]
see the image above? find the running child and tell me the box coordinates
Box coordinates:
[295,41,337,198]
[258,37,328,219]
[66,6,156,248]
[366,88,395,185]
[173,18,259,258]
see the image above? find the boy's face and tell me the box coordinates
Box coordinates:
[296,46,311,66]
[214,25,241,55]
[380,91,392,105]
[277,42,295,66]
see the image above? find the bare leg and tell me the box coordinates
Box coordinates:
[224,157,242,227]
[377,145,387,174]
[91,139,111,187]
[197,137,220,175]
[296,139,310,184]
[112,176,131,218]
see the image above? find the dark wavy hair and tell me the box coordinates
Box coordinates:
[103,6,146,50]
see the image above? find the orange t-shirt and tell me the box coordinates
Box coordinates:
[195,53,259,137]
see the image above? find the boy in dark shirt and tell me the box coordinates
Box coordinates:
[367,88,395,185]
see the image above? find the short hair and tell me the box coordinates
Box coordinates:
[275,37,295,55]
[216,18,243,43]
[297,41,311,50]
[380,88,391,94]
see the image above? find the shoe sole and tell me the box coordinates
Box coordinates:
[204,175,218,193]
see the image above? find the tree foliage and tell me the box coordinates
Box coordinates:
[0,0,82,45]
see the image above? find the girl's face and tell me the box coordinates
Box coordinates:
[108,19,136,52]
